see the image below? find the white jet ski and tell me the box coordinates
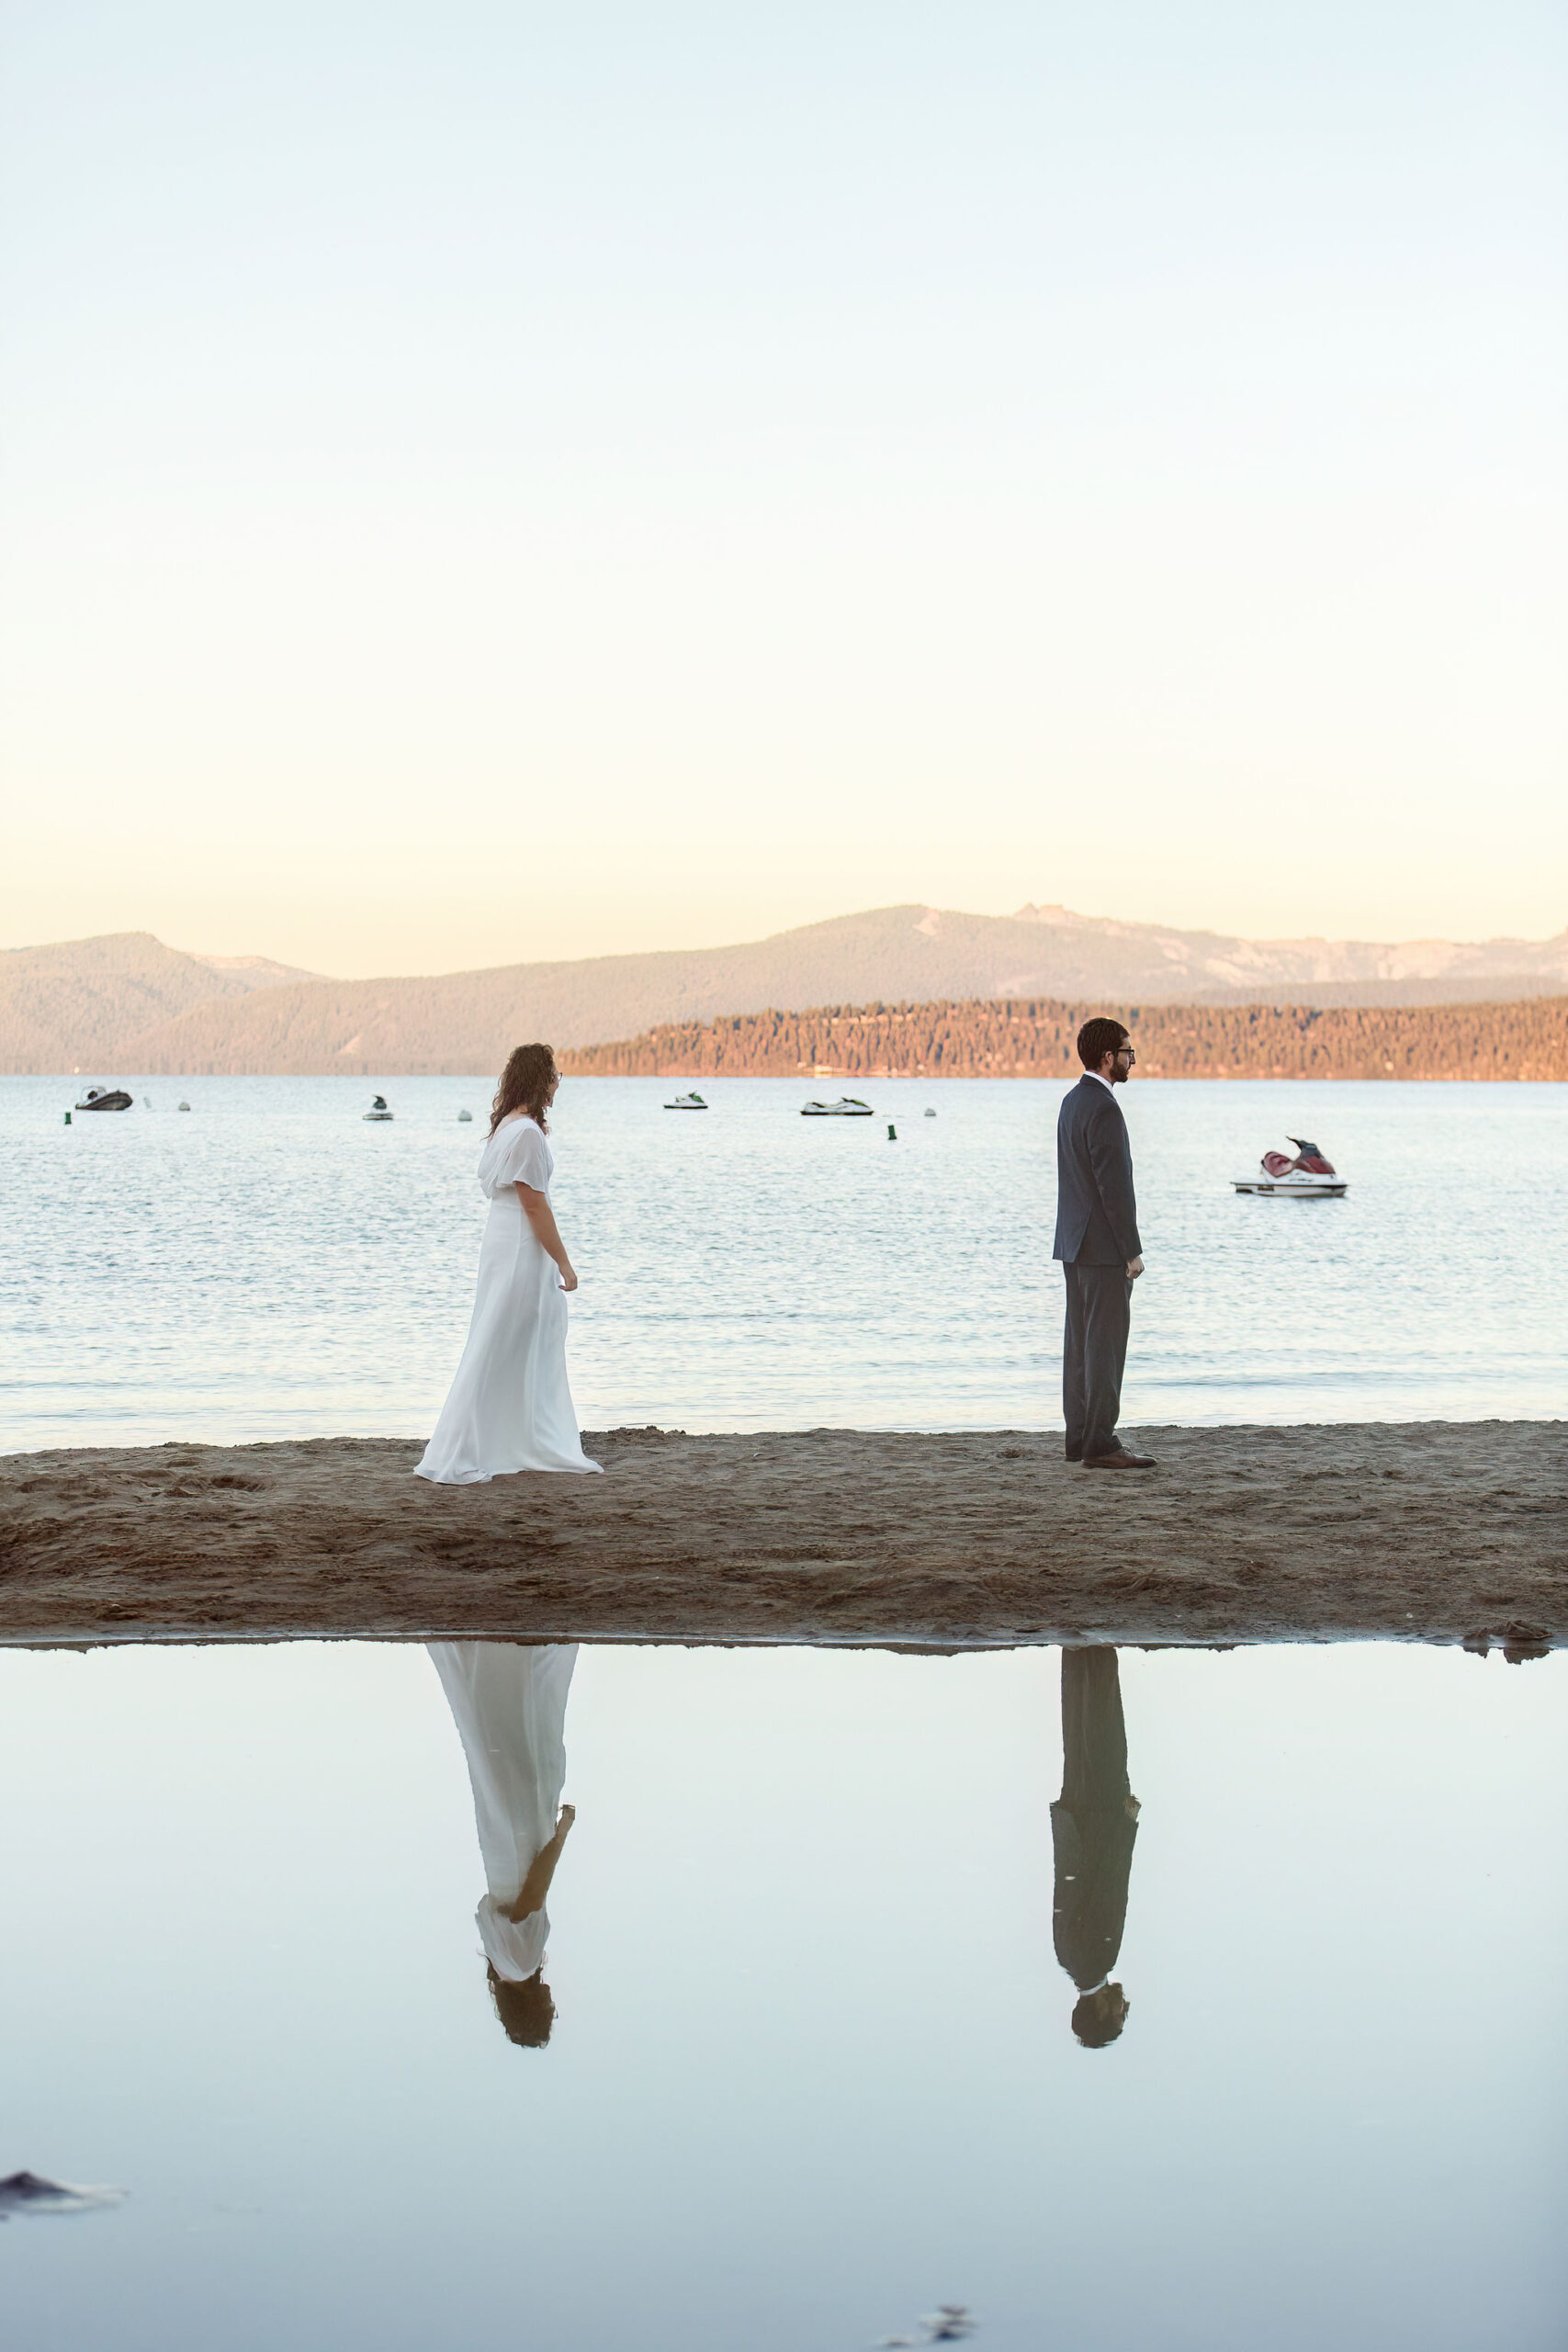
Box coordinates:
[664,1091,708,1110]
[363,1094,393,1121]
[801,1096,873,1117]
[1233,1136,1347,1197]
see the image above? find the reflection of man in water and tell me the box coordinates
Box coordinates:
[1051,1646,1139,2048]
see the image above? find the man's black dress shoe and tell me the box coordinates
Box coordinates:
[1083,1447,1157,1470]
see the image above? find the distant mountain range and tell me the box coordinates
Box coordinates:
[0,933,321,1075]
[5,905,1567,1076]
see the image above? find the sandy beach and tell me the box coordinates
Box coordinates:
[2,1421,1562,1651]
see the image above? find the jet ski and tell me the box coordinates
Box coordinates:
[801,1096,873,1116]
[363,1094,394,1121]
[74,1086,132,1112]
[1233,1136,1347,1197]
[664,1091,708,1110]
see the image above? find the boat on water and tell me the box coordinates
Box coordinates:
[363,1095,394,1122]
[74,1087,132,1113]
[1233,1136,1348,1198]
[801,1096,873,1117]
[457,1108,473,1123]
[664,1091,708,1110]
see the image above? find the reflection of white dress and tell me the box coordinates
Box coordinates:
[428,1641,579,1981]
[416,1114,602,1484]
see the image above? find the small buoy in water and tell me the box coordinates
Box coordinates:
[457,1108,473,1123]
[177,1100,191,1112]
[887,1123,897,1141]
[63,1110,72,1125]
[924,1106,936,1117]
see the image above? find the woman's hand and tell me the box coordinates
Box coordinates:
[518,1182,578,1291]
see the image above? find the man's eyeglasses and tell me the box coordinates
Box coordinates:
[1116,1046,1136,1064]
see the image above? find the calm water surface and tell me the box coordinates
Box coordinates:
[0,1639,1562,2352]
[2,1074,1564,1449]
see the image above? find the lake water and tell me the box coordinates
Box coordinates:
[6,1072,1561,1448]
[2,1074,1564,1452]
[1,1636,1562,2352]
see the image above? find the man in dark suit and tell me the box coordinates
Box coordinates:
[1053,1014,1156,1470]
[1051,1645,1139,2048]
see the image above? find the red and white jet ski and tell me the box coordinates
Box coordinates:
[1233,1136,1348,1198]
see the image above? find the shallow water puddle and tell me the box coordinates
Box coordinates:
[0,1640,1562,2351]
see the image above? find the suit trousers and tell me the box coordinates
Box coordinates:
[1059,1646,1130,1811]
[1062,1261,1132,1460]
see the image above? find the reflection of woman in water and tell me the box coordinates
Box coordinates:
[428,1641,578,2047]
[1051,1645,1139,2049]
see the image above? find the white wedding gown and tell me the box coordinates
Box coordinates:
[428,1640,579,1982]
[415,1114,602,1483]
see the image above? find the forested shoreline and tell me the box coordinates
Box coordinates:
[562,996,1568,1082]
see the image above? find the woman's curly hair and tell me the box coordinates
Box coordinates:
[487,1962,555,2048]
[490,1043,558,1136]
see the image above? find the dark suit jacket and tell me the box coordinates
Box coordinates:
[1051,1796,1140,1991]
[1053,1075,1142,1264]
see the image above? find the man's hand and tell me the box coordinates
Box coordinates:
[1126,1255,1145,1279]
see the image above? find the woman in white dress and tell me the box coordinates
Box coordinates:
[428,1639,578,2048]
[416,1043,602,1483]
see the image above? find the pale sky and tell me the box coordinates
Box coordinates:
[3,2,1564,978]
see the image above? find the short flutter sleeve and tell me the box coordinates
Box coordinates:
[477,1895,549,1983]
[489,1118,551,1194]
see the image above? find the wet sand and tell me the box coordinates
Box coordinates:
[2,1422,1562,1652]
